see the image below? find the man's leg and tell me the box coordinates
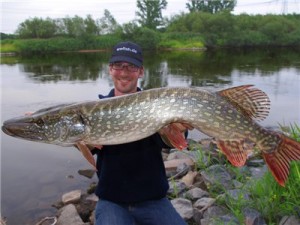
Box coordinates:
[132,197,187,225]
[95,199,136,225]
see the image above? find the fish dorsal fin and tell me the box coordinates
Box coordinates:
[218,85,270,121]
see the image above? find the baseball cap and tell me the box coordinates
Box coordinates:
[109,42,143,67]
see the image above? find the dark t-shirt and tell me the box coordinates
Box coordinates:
[94,88,170,203]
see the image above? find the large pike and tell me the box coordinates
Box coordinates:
[2,85,300,186]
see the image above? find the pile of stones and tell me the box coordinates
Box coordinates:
[36,139,300,225]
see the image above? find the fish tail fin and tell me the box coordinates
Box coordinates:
[263,134,300,186]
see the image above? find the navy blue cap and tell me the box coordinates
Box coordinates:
[109,42,143,67]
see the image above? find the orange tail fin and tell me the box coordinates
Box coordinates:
[263,134,300,186]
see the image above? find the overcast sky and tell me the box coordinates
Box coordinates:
[1,0,299,34]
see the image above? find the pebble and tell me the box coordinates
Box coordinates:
[24,138,299,225]
[62,190,81,205]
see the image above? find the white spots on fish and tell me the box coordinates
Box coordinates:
[204,112,211,117]
[213,121,220,128]
[193,108,200,113]
[216,116,224,121]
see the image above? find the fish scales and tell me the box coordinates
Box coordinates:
[2,86,300,186]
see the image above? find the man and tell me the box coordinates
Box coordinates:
[94,41,188,225]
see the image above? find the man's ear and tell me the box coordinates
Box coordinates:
[138,67,144,78]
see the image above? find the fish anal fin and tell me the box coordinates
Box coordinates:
[160,123,188,150]
[218,85,270,121]
[262,134,300,187]
[216,139,247,167]
[76,141,97,170]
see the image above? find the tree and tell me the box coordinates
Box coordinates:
[62,16,85,37]
[136,0,168,30]
[97,9,119,34]
[84,15,99,35]
[16,17,57,38]
[186,0,236,14]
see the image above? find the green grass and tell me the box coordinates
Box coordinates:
[0,39,20,52]
[249,162,299,222]
[200,124,300,225]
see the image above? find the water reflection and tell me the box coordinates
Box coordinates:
[1,48,299,224]
[3,48,299,86]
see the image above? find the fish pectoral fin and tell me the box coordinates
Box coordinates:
[159,123,188,150]
[76,141,97,170]
[216,139,247,167]
[262,134,300,187]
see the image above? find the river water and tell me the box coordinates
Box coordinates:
[1,48,300,224]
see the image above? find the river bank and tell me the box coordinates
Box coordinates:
[24,138,300,225]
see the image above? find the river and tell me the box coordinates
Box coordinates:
[1,48,300,224]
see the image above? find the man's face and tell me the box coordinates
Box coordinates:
[109,62,144,96]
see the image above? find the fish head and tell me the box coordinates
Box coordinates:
[2,107,87,146]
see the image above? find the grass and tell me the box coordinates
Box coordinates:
[0,39,20,53]
[193,123,300,224]
[248,161,300,223]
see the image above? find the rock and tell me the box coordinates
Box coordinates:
[171,198,194,220]
[78,169,95,179]
[194,197,216,211]
[62,190,81,205]
[164,158,194,172]
[185,187,209,200]
[87,182,97,194]
[226,189,251,201]
[181,171,198,187]
[279,215,300,225]
[85,193,99,202]
[248,165,268,179]
[193,208,203,224]
[57,204,84,225]
[167,151,191,160]
[201,165,234,191]
[89,210,95,225]
[218,214,240,225]
[201,214,240,225]
[168,181,187,197]
[243,207,267,225]
[76,195,97,222]
[202,205,228,219]
[0,217,6,225]
[246,159,265,167]
[233,180,243,189]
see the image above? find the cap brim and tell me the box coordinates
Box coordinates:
[109,56,142,67]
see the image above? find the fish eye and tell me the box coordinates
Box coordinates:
[36,118,45,127]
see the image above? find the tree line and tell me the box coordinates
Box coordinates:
[1,0,300,52]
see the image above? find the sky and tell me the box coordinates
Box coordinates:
[1,0,299,34]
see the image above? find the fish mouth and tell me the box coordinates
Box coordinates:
[2,117,46,142]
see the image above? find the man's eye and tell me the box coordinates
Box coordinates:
[114,63,123,68]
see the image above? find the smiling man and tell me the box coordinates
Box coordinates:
[93,41,188,225]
